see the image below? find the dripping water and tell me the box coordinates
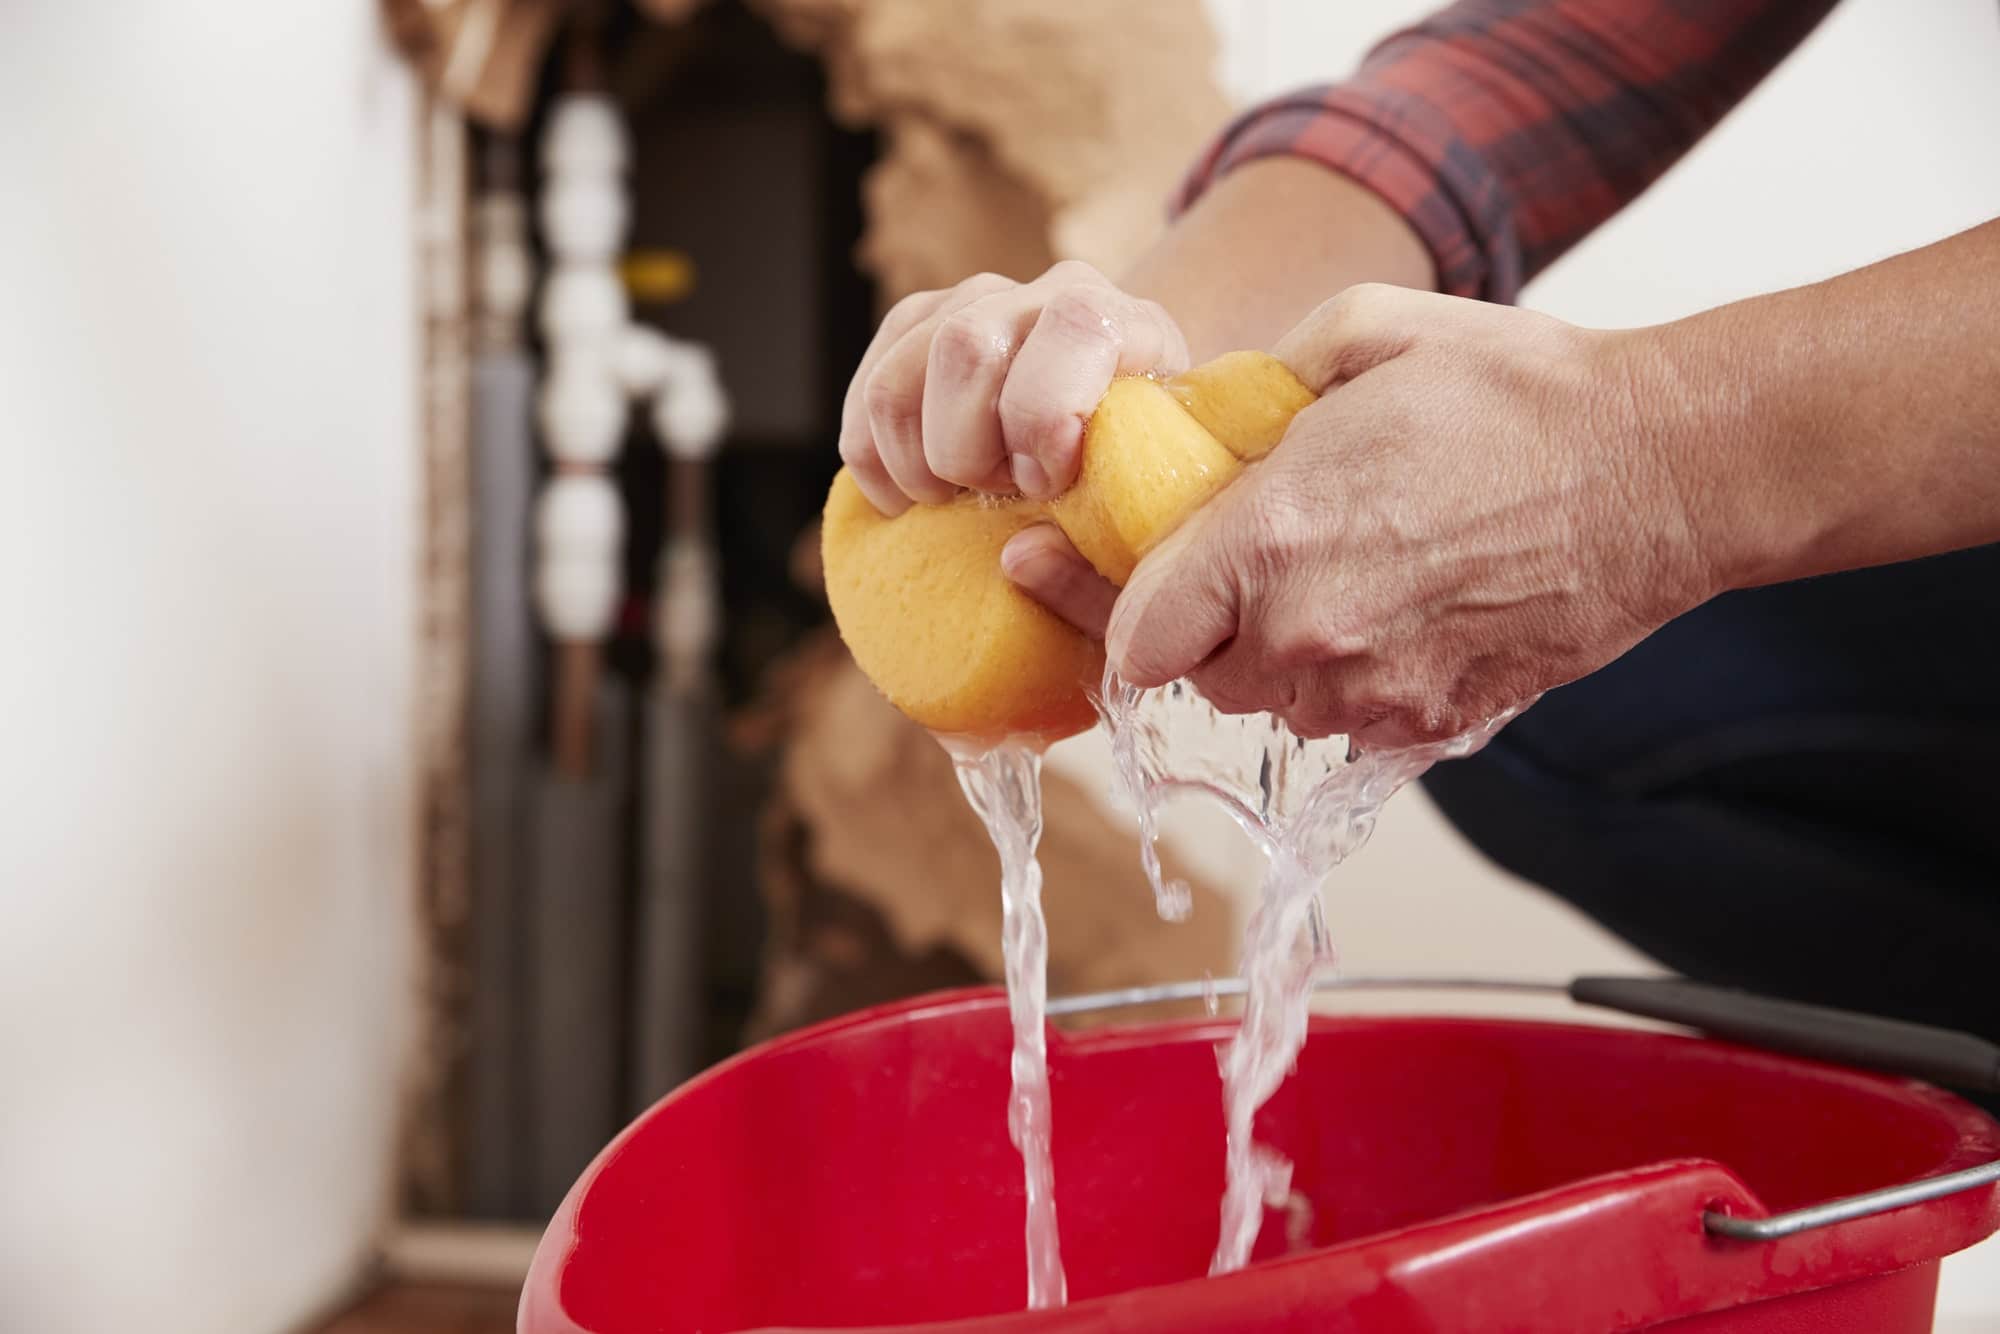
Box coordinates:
[946,737,1068,1308]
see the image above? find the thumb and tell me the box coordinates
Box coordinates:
[1273,282,1424,392]
[1105,510,1238,689]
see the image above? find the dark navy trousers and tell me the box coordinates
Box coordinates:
[1423,544,2000,1087]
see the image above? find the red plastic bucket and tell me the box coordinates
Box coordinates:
[520,988,2000,1333]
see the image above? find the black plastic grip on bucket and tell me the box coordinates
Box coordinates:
[1568,976,2000,1095]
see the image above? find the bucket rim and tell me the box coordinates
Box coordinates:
[522,987,2000,1334]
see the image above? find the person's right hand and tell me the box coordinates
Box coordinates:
[838,260,1190,515]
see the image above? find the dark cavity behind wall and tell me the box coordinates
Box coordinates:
[615,0,874,707]
[459,0,877,1222]
[612,0,877,1084]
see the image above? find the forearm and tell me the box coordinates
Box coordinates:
[1159,1,1836,312]
[1635,218,2000,593]
[1119,158,1435,362]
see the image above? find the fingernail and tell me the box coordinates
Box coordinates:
[999,534,1035,578]
[1010,452,1050,499]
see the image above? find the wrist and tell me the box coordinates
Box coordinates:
[1608,316,1805,603]
[1121,158,1435,361]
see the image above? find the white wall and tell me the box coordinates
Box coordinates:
[0,5,421,1332]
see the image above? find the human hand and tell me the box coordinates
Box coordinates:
[837,261,1190,514]
[1009,284,1718,747]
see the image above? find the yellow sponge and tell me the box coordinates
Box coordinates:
[821,472,1105,738]
[1165,349,1319,461]
[1044,375,1244,586]
[822,351,1314,741]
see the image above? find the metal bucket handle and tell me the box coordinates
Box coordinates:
[1046,974,2000,1243]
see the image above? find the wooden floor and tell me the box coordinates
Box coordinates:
[314,1281,518,1334]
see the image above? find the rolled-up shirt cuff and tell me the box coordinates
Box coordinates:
[1173,85,1525,305]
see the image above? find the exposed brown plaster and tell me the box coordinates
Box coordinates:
[752,0,1229,298]
[397,0,1229,294]
[751,634,1235,1040]
[406,96,477,1215]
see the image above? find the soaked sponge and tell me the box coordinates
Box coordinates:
[1164,349,1317,462]
[821,351,1315,741]
[821,473,1106,738]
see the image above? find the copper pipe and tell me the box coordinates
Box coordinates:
[551,638,601,777]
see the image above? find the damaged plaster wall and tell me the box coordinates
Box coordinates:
[752,0,1230,299]
[755,639,1235,1037]
[733,0,1244,1025]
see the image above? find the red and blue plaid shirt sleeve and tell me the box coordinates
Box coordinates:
[1177,0,1840,303]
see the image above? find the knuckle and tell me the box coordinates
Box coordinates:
[996,376,1076,449]
[1284,696,1344,740]
[929,312,1008,383]
[1323,283,1405,347]
[1320,282,1390,332]
[836,428,875,470]
[1243,574,1369,678]
[1270,615,1370,675]
[1000,409,1077,471]
[1359,677,1454,746]
[931,450,1003,491]
[1238,491,1318,584]
[1193,671,1257,716]
[1417,707,1458,744]
[1038,284,1119,342]
[862,370,917,436]
[883,289,938,329]
[1266,621,1331,674]
[1306,670,1371,734]
[957,270,1012,296]
[1292,282,1412,387]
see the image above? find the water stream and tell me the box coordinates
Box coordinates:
[945,678,1503,1302]
[1093,669,1501,1273]
[947,738,1068,1309]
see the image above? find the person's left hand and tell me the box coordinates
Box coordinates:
[1001,283,1721,746]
